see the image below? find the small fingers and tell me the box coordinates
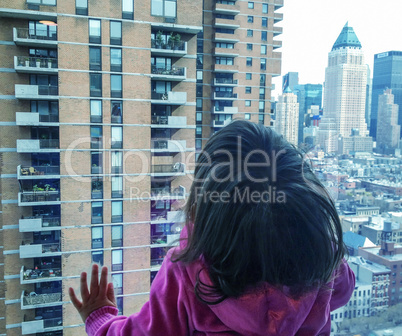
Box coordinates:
[80,271,90,303]
[99,266,108,297]
[90,264,99,297]
[69,287,83,310]
[107,282,117,306]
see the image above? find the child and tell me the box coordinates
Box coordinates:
[69,120,355,336]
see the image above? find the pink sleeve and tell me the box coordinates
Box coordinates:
[85,249,191,336]
[330,259,356,311]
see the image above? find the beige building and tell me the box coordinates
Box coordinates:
[274,87,298,145]
[0,0,282,335]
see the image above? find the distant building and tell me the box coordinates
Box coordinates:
[343,231,376,256]
[282,71,299,92]
[318,23,372,153]
[376,89,400,154]
[362,218,402,245]
[275,87,299,145]
[371,51,402,139]
[365,67,372,129]
[293,84,323,144]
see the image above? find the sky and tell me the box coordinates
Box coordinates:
[272,0,402,98]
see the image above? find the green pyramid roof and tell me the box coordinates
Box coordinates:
[332,22,362,51]
[284,86,292,93]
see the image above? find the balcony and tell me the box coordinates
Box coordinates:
[273,40,282,50]
[213,106,238,114]
[151,116,187,128]
[213,32,240,43]
[213,119,232,128]
[19,216,61,232]
[150,185,185,200]
[14,28,57,48]
[21,318,63,335]
[274,12,284,24]
[16,112,59,126]
[18,165,60,179]
[151,210,185,223]
[214,2,240,15]
[213,47,239,57]
[151,233,180,246]
[20,241,61,258]
[21,291,62,310]
[15,84,59,100]
[151,40,187,57]
[151,163,185,176]
[274,26,283,37]
[213,78,238,86]
[214,17,240,29]
[151,139,187,152]
[151,91,187,105]
[213,63,239,73]
[14,56,58,74]
[150,66,186,81]
[213,92,237,100]
[17,139,60,153]
[274,0,284,10]
[18,191,61,206]
[21,266,62,284]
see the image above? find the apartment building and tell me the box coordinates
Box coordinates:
[0,0,202,334]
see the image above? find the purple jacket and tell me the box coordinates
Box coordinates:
[86,248,355,336]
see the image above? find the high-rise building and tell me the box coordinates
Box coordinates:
[293,83,322,144]
[370,51,402,139]
[0,1,203,334]
[282,71,298,92]
[0,0,283,335]
[318,22,372,154]
[376,89,400,154]
[275,87,299,145]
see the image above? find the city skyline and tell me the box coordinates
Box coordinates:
[272,0,402,97]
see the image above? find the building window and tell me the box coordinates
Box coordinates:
[151,0,177,19]
[122,0,134,19]
[246,57,252,67]
[260,58,266,70]
[262,3,268,13]
[258,113,264,124]
[89,19,101,44]
[112,249,123,271]
[91,152,103,174]
[245,100,251,107]
[92,201,103,224]
[90,100,102,123]
[111,176,123,198]
[215,57,234,65]
[110,48,122,72]
[76,0,88,15]
[28,0,56,5]
[261,45,267,55]
[111,126,123,149]
[259,101,265,112]
[261,31,267,41]
[215,28,235,34]
[29,21,57,40]
[245,113,251,120]
[117,297,123,315]
[89,47,101,71]
[92,251,103,265]
[112,273,123,295]
[247,43,253,51]
[260,74,266,85]
[91,176,103,199]
[90,126,102,149]
[247,16,253,23]
[215,42,234,49]
[111,75,122,98]
[245,87,251,94]
[196,126,202,136]
[110,21,122,45]
[196,112,202,122]
[90,73,102,97]
[246,73,252,80]
[92,227,103,249]
[262,17,268,27]
[111,101,123,124]
[111,151,123,174]
[112,200,123,223]
[248,2,254,9]
[111,225,123,247]
[259,87,265,99]
[247,29,253,37]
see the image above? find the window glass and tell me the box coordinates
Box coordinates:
[247,43,253,50]
[112,273,123,294]
[89,47,101,71]
[247,29,253,37]
[262,3,268,13]
[89,19,101,40]
[90,73,102,97]
[112,250,123,271]
[245,87,251,94]
[111,152,122,172]
[246,73,252,80]
[260,58,266,70]
[92,227,103,249]
[111,127,123,149]
[245,100,251,107]
[111,101,123,123]
[111,75,122,98]
[92,251,103,265]
[245,113,251,120]
[92,201,103,224]
[151,0,163,15]
[165,0,176,17]
[262,17,268,27]
[112,200,123,222]
[110,21,122,45]
[122,0,134,13]
[111,225,123,247]
[261,45,267,55]
[76,0,87,14]
[246,57,252,66]
[261,31,267,41]
[110,48,122,72]
[248,2,254,9]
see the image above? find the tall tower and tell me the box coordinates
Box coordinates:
[371,51,402,139]
[282,71,298,92]
[275,87,299,145]
[0,1,201,334]
[318,23,372,154]
[376,89,400,153]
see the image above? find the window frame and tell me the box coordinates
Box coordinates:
[111,74,122,98]
[262,17,268,27]
[91,201,103,224]
[89,19,101,44]
[90,100,102,123]
[90,73,102,97]
[91,226,103,249]
[76,0,88,15]
[111,225,123,247]
[110,48,122,72]
[246,57,252,67]
[89,46,101,71]
[122,0,134,19]
[247,29,253,37]
[110,21,122,45]
[248,2,254,9]
[112,249,123,271]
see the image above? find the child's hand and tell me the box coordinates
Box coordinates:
[69,264,117,323]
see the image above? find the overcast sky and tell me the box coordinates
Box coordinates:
[272,0,402,98]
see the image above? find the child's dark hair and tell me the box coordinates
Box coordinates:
[173,120,346,304]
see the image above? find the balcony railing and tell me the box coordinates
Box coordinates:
[15,56,58,72]
[151,65,185,76]
[19,165,60,177]
[213,119,232,127]
[19,216,60,232]
[151,233,180,245]
[151,39,186,51]
[21,266,62,284]
[151,163,184,174]
[214,92,237,99]
[151,210,185,222]
[21,317,63,335]
[151,115,187,127]
[21,291,62,309]
[15,28,57,41]
[15,84,59,99]
[214,78,238,85]
[20,242,61,258]
[151,91,187,104]
[151,186,185,198]
[151,139,187,152]
[19,191,60,204]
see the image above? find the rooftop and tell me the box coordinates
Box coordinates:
[332,22,362,51]
[349,256,391,274]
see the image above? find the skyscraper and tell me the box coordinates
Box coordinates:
[318,22,372,154]
[275,87,299,145]
[371,51,402,139]
[293,83,322,144]
[282,71,298,92]
[376,89,400,154]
